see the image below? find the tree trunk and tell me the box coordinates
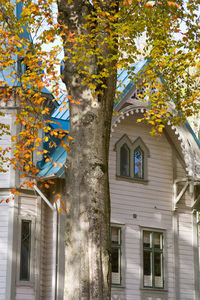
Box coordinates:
[57,1,118,299]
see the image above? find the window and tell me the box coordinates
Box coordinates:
[17,216,35,286]
[115,135,149,181]
[111,226,122,285]
[143,230,164,289]
[134,146,144,179]
[120,143,130,177]
[20,220,32,281]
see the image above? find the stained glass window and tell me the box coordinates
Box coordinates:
[20,220,31,281]
[134,146,144,179]
[120,144,130,177]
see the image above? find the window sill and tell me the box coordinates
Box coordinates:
[16,280,34,287]
[112,284,125,289]
[116,175,148,184]
[141,287,168,292]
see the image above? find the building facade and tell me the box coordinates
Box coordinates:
[0,58,200,299]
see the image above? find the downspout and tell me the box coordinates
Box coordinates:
[33,185,59,300]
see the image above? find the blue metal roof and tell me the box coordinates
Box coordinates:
[37,59,200,178]
[16,1,32,42]
[37,137,67,178]
[50,93,70,131]
[49,61,147,132]
[115,60,148,108]
[37,62,148,178]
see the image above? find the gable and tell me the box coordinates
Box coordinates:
[112,86,200,180]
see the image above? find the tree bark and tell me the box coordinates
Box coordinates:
[57,1,118,299]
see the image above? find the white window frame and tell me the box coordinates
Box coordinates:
[16,215,35,287]
[111,223,125,287]
[115,135,150,182]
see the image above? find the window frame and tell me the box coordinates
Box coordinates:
[115,135,149,182]
[132,137,149,181]
[111,224,125,287]
[134,146,144,179]
[141,229,165,290]
[16,216,35,287]
[115,134,132,179]
[120,143,130,177]
[20,220,32,281]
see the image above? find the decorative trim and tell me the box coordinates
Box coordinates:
[112,104,200,180]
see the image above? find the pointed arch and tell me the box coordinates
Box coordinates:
[132,137,150,180]
[115,135,150,181]
[115,134,132,177]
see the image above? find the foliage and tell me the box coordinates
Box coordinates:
[0,0,68,192]
[0,0,199,187]
[59,0,200,132]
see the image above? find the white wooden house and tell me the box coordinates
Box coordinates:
[0,28,200,300]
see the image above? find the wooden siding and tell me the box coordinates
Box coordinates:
[40,200,55,300]
[40,201,46,300]
[176,157,195,299]
[0,106,197,300]
[109,116,178,300]
[0,199,10,300]
[15,195,38,300]
[0,115,11,188]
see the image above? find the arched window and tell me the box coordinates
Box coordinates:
[115,135,149,182]
[115,135,132,178]
[134,146,144,179]
[132,137,149,181]
[120,144,130,177]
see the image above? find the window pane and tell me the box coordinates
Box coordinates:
[111,248,119,273]
[154,232,162,249]
[143,231,152,248]
[20,220,31,281]
[144,251,152,287]
[154,252,163,288]
[111,227,120,245]
[111,226,121,285]
[120,144,130,177]
[134,147,143,179]
[111,247,121,285]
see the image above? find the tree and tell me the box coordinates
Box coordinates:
[0,0,200,299]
